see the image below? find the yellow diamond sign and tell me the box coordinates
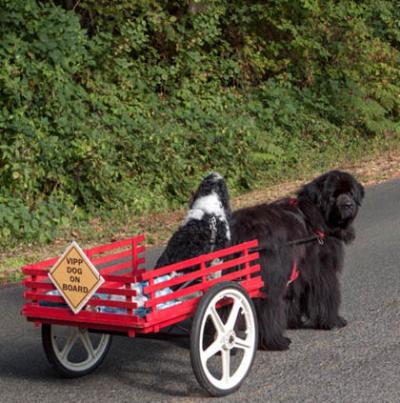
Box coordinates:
[48,241,104,314]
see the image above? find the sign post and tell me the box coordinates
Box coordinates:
[48,241,104,314]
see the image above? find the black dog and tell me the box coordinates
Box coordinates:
[155,172,231,271]
[230,170,364,350]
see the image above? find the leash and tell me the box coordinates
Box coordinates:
[286,230,325,246]
[250,198,327,288]
[250,229,326,255]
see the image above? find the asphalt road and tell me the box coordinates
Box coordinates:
[1,178,399,403]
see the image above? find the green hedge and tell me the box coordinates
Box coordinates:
[0,0,399,245]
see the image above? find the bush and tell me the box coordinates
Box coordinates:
[0,0,399,245]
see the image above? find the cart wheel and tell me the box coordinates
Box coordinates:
[42,324,112,378]
[190,282,258,396]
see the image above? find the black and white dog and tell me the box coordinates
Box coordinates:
[154,172,232,271]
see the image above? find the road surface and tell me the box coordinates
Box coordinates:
[0,178,399,402]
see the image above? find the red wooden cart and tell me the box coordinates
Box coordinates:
[21,235,263,396]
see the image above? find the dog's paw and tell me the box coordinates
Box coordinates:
[334,316,347,328]
[261,336,291,351]
[306,316,347,330]
[287,319,304,329]
[303,319,334,330]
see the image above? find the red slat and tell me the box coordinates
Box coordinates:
[145,276,263,324]
[145,252,259,293]
[25,236,143,270]
[92,249,132,266]
[22,267,49,276]
[24,281,52,290]
[21,237,264,334]
[145,264,261,308]
[24,292,138,309]
[95,286,138,297]
[134,257,145,266]
[142,239,259,279]
[24,281,139,297]
[24,293,65,304]
[24,258,58,270]
[91,246,145,267]
[89,236,143,256]
[102,274,139,283]
[22,304,143,327]
[145,296,202,322]
[97,260,132,274]
[88,238,134,255]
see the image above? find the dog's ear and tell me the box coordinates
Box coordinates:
[216,180,232,217]
[354,182,365,206]
[297,182,322,207]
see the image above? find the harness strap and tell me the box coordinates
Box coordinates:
[252,228,325,253]
[286,231,325,246]
[259,260,300,297]
[209,216,218,251]
[287,197,325,246]
[287,262,299,285]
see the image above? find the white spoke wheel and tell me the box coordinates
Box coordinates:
[42,324,112,378]
[190,282,258,396]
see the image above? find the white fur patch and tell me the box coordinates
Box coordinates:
[185,208,205,222]
[182,191,231,240]
[191,192,224,216]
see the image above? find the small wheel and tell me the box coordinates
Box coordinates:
[190,282,258,396]
[42,324,112,378]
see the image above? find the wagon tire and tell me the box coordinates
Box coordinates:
[42,324,112,378]
[190,282,258,396]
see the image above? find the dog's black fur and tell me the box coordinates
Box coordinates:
[230,170,364,350]
[155,172,231,270]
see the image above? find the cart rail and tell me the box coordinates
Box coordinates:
[22,235,263,336]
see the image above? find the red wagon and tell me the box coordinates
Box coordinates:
[21,235,263,396]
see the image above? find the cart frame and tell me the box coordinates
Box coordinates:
[21,234,263,396]
[22,235,262,335]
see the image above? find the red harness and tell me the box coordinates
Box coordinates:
[287,197,326,245]
[258,197,328,293]
[287,262,300,285]
[288,197,324,285]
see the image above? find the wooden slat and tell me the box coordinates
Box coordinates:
[145,264,261,308]
[103,274,140,283]
[145,252,259,293]
[22,304,143,327]
[142,240,259,279]
[24,280,139,297]
[145,298,202,324]
[23,267,49,276]
[25,235,144,270]
[88,238,135,256]
[145,276,263,324]
[92,249,132,266]
[24,292,139,309]
[22,237,264,336]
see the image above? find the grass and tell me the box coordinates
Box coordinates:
[1,140,400,285]
[0,257,26,284]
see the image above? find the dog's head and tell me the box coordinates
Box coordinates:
[190,172,231,219]
[298,170,364,230]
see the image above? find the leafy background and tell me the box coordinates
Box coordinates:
[0,0,399,246]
